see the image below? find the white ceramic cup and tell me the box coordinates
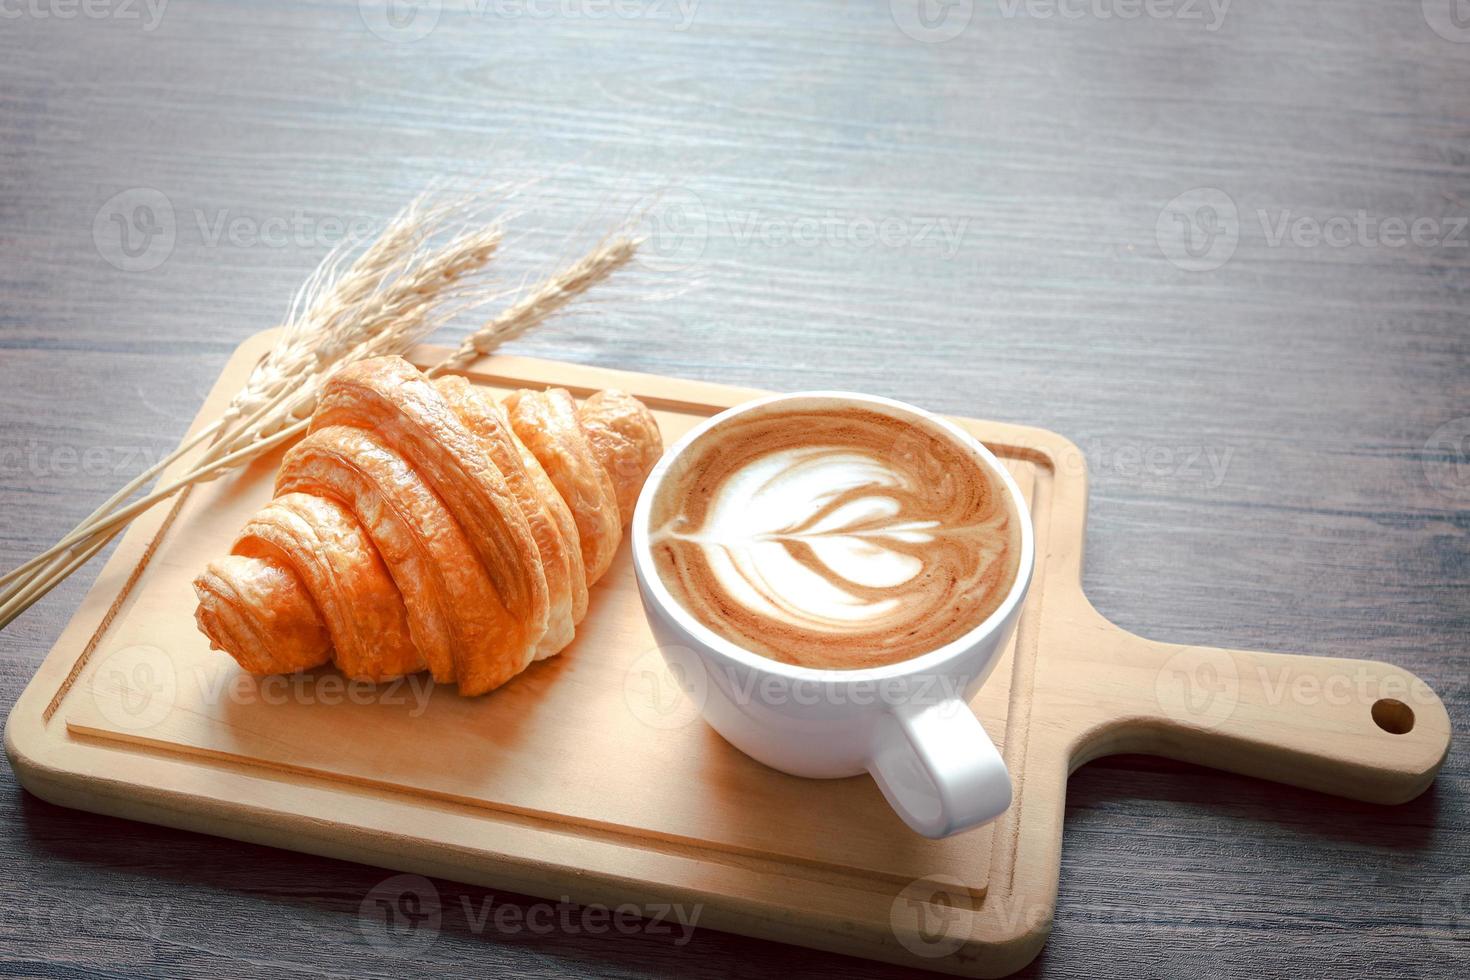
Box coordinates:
[630,392,1035,838]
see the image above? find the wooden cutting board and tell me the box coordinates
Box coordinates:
[4,330,1452,976]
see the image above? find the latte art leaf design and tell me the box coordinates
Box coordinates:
[650,407,1022,670]
[679,449,954,629]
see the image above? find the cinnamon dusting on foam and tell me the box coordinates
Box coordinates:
[648,405,1020,669]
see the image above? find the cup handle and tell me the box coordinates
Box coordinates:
[868,698,1013,838]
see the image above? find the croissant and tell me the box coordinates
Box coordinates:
[193,356,662,696]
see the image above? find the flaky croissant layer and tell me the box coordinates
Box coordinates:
[193,356,663,696]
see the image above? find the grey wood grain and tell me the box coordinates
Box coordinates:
[1,0,1467,977]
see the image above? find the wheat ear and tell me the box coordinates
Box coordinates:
[429,235,640,377]
[0,217,641,630]
[0,197,507,599]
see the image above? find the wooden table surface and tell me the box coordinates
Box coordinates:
[2,2,1466,977]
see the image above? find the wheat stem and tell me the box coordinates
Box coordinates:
[1,206,507,597]
[22,418,309,572]
[0,527,114,631]
[0,416,227,596]
[429,236,639,378]
[0,202,640,631]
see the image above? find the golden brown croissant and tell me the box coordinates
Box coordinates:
[502,388,623,587]
[434,376,580,661]
[233,492,422,682]
[193,356,662,695]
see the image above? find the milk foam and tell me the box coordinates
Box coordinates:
[670,447,928,629]
[649,404,1021,669]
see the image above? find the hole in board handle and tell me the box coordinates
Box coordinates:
[1371,698,1415,735]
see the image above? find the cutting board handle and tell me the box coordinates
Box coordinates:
[1070,624,1453,804]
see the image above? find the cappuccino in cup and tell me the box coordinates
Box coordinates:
[646,398,1022,670]
[633,391,1032,836]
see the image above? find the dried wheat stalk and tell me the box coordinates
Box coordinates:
[1,194,505,600]
[0,197,641,631]
[429,235,639,377]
